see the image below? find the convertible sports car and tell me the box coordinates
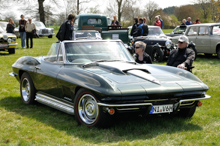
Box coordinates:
[10,40,210,127]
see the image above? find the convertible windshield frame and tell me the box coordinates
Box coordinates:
[63,40,134,64]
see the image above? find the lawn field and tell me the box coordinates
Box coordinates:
[0,29,219,145]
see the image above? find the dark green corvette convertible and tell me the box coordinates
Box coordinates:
[10,40,210,127]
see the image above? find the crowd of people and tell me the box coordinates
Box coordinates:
[5,15,36,49]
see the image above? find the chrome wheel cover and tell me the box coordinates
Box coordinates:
[21,78,30,102]
[78,94,99,125]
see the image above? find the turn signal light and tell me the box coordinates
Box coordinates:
[197,101,202,107]
[108,108,115,115]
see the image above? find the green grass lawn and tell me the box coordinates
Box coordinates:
[0,29,219,145]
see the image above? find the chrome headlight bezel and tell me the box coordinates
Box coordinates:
[165,40,172,49]
[3,35,8,40]
[7,38,12,43]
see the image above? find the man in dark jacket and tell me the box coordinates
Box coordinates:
[133,18,148,37]
[167,35,195,71]
[56,14,75,41]
[130,18,138,36]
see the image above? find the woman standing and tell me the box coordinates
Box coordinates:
[25,18,36,49]
[6,18,16,33]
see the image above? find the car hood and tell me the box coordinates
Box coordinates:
[0,33,16,38]
[82,62,208,95]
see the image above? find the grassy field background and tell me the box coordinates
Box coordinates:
[0,29,219,145]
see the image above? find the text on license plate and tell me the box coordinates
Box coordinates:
[150,104,173,114]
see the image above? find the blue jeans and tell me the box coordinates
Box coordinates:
[20,32,26,48]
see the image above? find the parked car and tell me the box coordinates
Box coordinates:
[131,26,196,62]
[166,25,187,37]
[73,30,102,40]
[34,21,55,38]
[0,21,8,31]
[0,26,18,54]
[170,23,220,59]
[10,39,210,127]
[14,26,20,38]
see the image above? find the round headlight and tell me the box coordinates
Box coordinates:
[7,38,12,43]
[165,40,172,49]
[3,35,8,40]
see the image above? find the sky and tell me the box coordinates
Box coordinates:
[1,0,196,20]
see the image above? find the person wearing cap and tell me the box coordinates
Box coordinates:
[19,15,27,48]
[154,16,161,27]
[25,18,36,49]
[167,35,195,71]
[133,41,152,64]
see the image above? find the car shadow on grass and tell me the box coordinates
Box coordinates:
[1,96,202,144]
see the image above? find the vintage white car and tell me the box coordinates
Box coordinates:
[34,21,55,38]
[170,23,220,59]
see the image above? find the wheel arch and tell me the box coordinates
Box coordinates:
[216,43,220,53]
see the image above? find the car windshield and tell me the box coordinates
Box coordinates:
[173,26,187,34]
[74,31,101,40]
[34,22,46,28]
[148,27,164,36]
[65,41,134,63]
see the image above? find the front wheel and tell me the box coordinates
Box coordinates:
[217,47,220,59]
[74,88,111,127]
[48,35,52,38]
[151,47,164,62]
[20,72,36,104]
[8,48,15,54]
[177,106,196,118]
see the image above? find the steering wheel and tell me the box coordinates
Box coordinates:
[72,58,92,63]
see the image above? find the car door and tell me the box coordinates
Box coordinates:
[33,43,64,98]
[195,26,211,53]
[185,26,198,45]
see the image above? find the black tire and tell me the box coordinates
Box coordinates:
[204,53,212,57]
[151,47,164,62]
[48,35,52,38]
[217,47,220,59]
[177,106,196,118]
[8,48,15,54]
[20,72,36,104]
[74,88,111,128]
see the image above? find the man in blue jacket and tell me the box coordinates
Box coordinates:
[185,17,193,25]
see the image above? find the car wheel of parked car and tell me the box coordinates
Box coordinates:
[151,48,164,62]
[48,35,53,38]
[8,48,15,54]
[177,106,196,118]
[20,72,36,104]
[217,47,220,59]
[74,88,111,127]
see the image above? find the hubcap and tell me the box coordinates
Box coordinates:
[78,94,99,125]
[21,78,30,102]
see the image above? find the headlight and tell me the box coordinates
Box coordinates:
[7,38,11,43]
[3,35,8,40]
[165,40,172,49]
[12,38,16,42]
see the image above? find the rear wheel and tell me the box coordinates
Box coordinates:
[74,88,111,127]
[151,48,164,62]
[20,72,36,104]
[177,106,196,118]
[8,48,15,54]
[48,35,52,38]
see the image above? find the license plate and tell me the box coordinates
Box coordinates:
[0,44,8,48]
[149,104,173,114]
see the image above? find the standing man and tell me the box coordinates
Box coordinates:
[185,17,193,25]
[25,18,36,49]
[143,17,147,24]
[133,18,148,37]
[167,35,195,71]
[56,14,75,41]
[158,15,163,29]
[111,16,120,26]
[154,16,161,27]
[19,14,27,48]
[130,18,138,36]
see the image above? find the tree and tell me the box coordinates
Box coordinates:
[76,0,91,14]
[143,1,160,25]
[106,0,135,22]
[174,5,199,22]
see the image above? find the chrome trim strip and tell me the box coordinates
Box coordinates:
[97,102,152,107]
[180,101,195,106]
[9,72,17,77]
[179,95,211,106]
[144,99,168,102]
[35,93,74,115]
[8,43,18,46]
